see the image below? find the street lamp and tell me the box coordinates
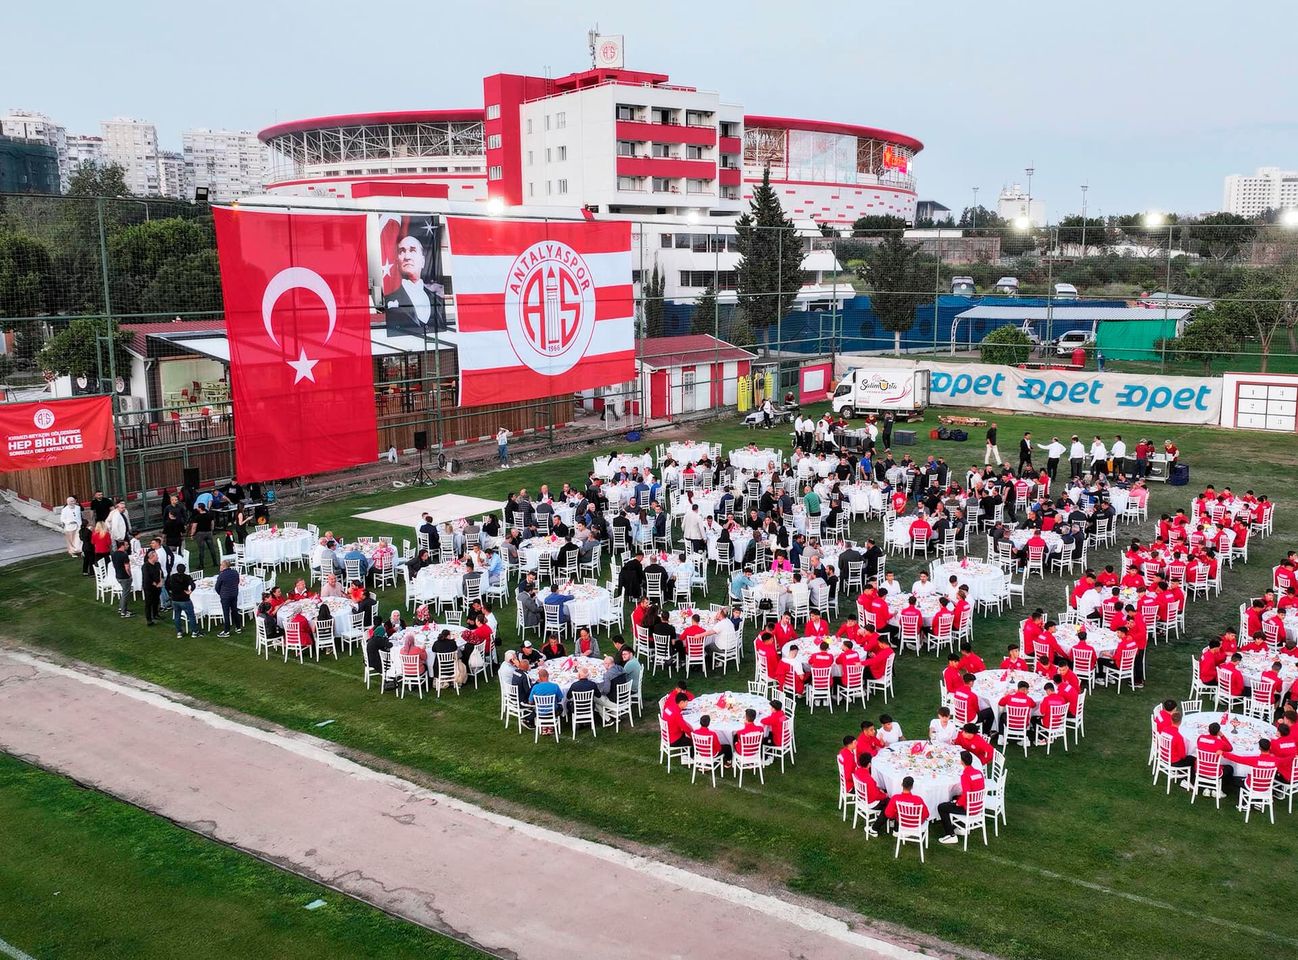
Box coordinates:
[1281,207,1298,229]
[1025,165,1035,226]
[971,186,980,227]
[1013,215,1031,232]
[485,196,506,217]
[1080,184,1089,254]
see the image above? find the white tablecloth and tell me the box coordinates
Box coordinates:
[564,583,611,628]
[781,637,847,676]
[885,516,918,550]
[873,741,979,822]
[1009,529,1064,555]
[386,625,466,679]
[593,454,649,479]
[842,484,884,515]
[665,442,712,465]
[414,561,467,602]
[796,457,837,479]
[519,537,565,572]
[530,655,607,696]
[884,592,943,628]
[1237,651,1298,690]
[191,574,264,618]
[730,449,779,472]
[603,482,639,510]
[752,572,794,613]
[1054,622,1119,659]
[1181,711,1276,758]
[129,549,192,590]
[275,596,353,635]
[707,530,752,564]
[675,491,720,517]
[245,529,311,565]
[930,560,1006,604]
[970,669,1049,715]
[680,692,771,747]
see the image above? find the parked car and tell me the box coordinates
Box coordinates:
[1053,282,1079,300]
[1055,330,1095,356]
[950,276,976,296]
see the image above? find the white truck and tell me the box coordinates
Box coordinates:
[830,367,931,419]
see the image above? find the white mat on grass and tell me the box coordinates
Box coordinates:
[353,494,504,529]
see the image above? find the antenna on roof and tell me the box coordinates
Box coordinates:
[588,25,599,68]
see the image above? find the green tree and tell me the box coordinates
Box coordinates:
[108,217,221,316]
[1192,212,1257,261]
[1155,313,1245,374]
[641,261,667,339]
[66,162,131,198]
[1056,215,1108,254]
[734,169,804,333]
[957,205,1005,233]
[1214,266,1298,371]
[978,324,1034,365]
[691,283,718,336]
[0,233,55,318]
[851,214,907,238]
[37,316,130,381]
[858,233,931,354]
[726,314,755,351]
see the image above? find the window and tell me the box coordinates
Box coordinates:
[545,114,551,131]
[557,178,568,194]
[660,233,673,248]
[631,269,642,283]
[617,176,644,191]
[686,178,710,194]
[653,143,672,158]
[616,104,637,121]
[528,183,534,197]
[556,111,566,129]
[617,140,638,157]
[487,134,501,150]
[679,270,738,290]
[652,177,671,192]
[546,180,551,195]
[526,118,532,134]
[485,104,501,120]
[527,150,533,166]
[557,145,567,161]
[686,145,703,160]
[488,165,502,180]
[545,148,551,162]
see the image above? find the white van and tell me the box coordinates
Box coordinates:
[1055,330,1095,356]
[830,367,931,419]
[1053,283,1079,300]
[993,276,1020,295]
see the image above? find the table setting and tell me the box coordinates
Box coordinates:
[680,692,772,747]
[872,740,980,822]
[930,558,1007,604]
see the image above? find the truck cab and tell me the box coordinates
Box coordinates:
[993,276,1020,296]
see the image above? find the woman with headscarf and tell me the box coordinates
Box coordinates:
[387,608,409,634]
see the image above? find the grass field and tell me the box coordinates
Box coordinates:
[2,406,1296,960]
[0,754,486,960]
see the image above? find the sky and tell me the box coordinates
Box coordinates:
[5,0,1295,218]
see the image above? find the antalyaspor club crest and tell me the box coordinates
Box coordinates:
[503,240,597,375]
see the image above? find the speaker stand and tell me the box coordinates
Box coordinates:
[411,449,438,487]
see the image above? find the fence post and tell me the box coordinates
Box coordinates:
[95,198,129,498]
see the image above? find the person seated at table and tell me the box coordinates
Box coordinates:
[929,706,959,744]
[566,665,601,714]
[883,776,930,835]
[878,714,904,746]
[957,642,986,674]
[317,573,344,599]
[861,636,895,682]
[997,681,1037,736]
[286,605,315,650]
[287,578,310,602]
[528,667,564,721]
[1218,652,1247,699]
[936,750,986,845]
[662,691,694,751]
[394,628,427,678]
[851,754,889,835]
[803,610,830,639]
[772,612,798,647]
[518,639,543,668]
[365,621,394,685]
[760,698,788,747]
[770,550,793,574]
[1239,630,1270,654]
[542,583,576,625]
[312,597,335,634]
[954,722,994,767]
[572,626,599,659]
[807,640,836,675]
[836,734,858,790]
[407,548,432,579]
[1000,644,1029,672]
[942,653,965,693]
[266,586,287,612]
[853,719,884,758]
[693,714,731,766]
[540,633,567,660]
[680,612,708,654]
[1036,681,1070,736]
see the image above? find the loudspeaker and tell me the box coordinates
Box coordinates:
[182,467,200,488]
[413,430,429,451]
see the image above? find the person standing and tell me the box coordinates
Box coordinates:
[1111,435,1127,479]
[107,500,130,544]
[1089,436,1108,477]
[1068,435,1085,480]
[110,540,133,618]
[214,559,241,637]
[192,504,219,570]
[1036,437,1065,482]
[141,548,164,626]
[167,564,200,638]
[497,427,512,466]
[984,423,1001,466]
[882,412,894,450]
[1017,432,1033,475]
[89,490,113,525]
[60,497,82,556]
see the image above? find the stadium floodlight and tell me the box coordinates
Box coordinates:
[1280,208,1298,229]
[1143,211,1165,228]
[685,209,700,224]
[485,197,506,217]
[1013,216,1031,232]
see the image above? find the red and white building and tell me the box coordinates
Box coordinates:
[257,53,921,301]
[635,335,756,420]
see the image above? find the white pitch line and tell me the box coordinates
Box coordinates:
[0,935,38,960]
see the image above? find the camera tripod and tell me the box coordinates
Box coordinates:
[410,448,438,486]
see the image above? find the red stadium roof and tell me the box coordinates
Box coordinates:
[259,109,484,142]
[742,115,923,153]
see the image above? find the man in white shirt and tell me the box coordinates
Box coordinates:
[682,503,708,554]
[497,427,512,466]
[1077,584,1107,622]
[1089,437,1109,476]
[1110,435,1127,479]
[1036,436,1066,482]
[929,706,959,744]
[1069,436,1086,480]
[705,608,738,652]
[910,572,938,597]
[878,715,905,746]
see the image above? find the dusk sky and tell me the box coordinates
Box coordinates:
[6,0,1293,218]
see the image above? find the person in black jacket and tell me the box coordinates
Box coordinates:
[166,564,199,637]
[78,520,96,576]
[618,551,646,600]
[141,548,164,626]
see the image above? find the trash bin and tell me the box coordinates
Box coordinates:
[893,429,916,446]
[929,428,941,440]
[1071,347,1087,368]
[1169,463,1190,486]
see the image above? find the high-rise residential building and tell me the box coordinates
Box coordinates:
[100,117,160,195]
[157,149,186,200]
[182,128,268,200]
[65,135,106,175]
[1222,167,1298,218]
[0,135,60,194]
[997,183,1045,227]
[1,109,69,190]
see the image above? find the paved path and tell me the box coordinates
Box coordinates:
[0,649,957,960]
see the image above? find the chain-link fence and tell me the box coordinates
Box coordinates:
[2,191,1297,499]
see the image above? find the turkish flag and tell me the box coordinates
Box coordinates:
[213,207,377,482]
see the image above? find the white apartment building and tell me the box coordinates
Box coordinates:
[997,183,1045,227]
[182,128,268,200]
[65,135,105,175]
[101,117,160,196]
[1222,167,1298,218]
[157,150,186,200]
[1,109,69,190]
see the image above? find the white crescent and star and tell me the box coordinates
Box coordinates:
[260,267,337,385]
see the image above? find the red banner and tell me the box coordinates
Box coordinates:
[213,207,377,482]
[446,217,635,406]
[0,396,116,471]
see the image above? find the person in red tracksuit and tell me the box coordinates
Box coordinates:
[852,753,889,835]
[955,723,995,766]
[1224,740,1279,796]
[883,777,930,835]
[937,750,986,843]
[957,642,985,673]
[837,735,858,794]
[943,653,964,693]
[1218,654,1246,699]
[661,691,694,750]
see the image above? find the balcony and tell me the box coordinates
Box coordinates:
[615,119,716,146]
[719,135,742,154]
[616,156,716,180]
[718,167,741,187]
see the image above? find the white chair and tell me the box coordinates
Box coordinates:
[984,770,1008,836]
[1245,676,1276,721]
[690,731,724,787]
[837,662,866,709]
[1065,690,1087,745]
[951,788,988,850]
[734,730,765,787]
[893,798,929,861]
[254,616,280,659]
[1102,646,1137,693]
[1035,700,1069,754]
[533,694,562,742]
[1006,568,1027,608]
[314,618,338,660]
[1188,655,1211,703]
[1152,732,1192,794]
[398,653,428,699]
[1190,748,1224,808]
[1213,673,1244,712]
[1003,703,1032,757]
[543,601,569,641]
[865,656,895,702]
[501,683,526,731]
[806,665,833,712]
[764,718,795,773]
[851,780,879,836]
[601,682,635,732]
[283,621,310,664]
[569,688,598,739]
[659,717,689,772]
[1237,764,1276,823]
[432,650,460,697]
[364,649,390,692]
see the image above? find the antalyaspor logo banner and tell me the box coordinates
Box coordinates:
[0,396,115,471]
[446,217,635,406]
[213,207,378,482]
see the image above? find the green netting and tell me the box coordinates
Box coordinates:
[1095,317,1177,361]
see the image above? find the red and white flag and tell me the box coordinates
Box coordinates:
[446,217,635,406]
[213,207,377,482]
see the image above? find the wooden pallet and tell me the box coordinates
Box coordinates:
[938,415,988,427]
